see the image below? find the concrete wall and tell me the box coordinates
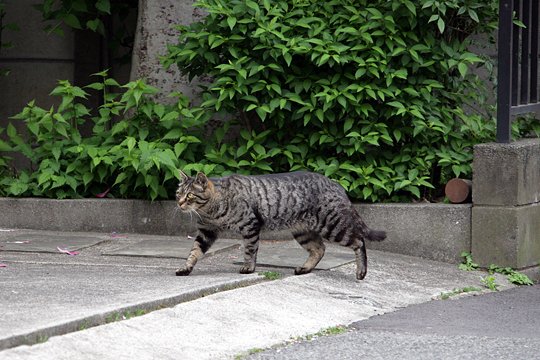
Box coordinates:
[0,1,134,143]
[356,203,471,264]
[0,0,74,134]
[0,198,472,264]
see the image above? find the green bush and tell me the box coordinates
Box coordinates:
[164,0,503,201]
[2,72,210,200]
[2,0,540,202]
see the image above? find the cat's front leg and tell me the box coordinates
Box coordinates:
[176,229,217,276]
[239,234,260,274]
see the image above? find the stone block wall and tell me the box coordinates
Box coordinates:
[472,138,540,269]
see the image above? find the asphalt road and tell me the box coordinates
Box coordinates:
[248,285,540,360]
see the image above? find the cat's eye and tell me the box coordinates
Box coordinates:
[187,193,195,200]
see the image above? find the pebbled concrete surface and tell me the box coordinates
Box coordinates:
[103,237,239,258]
[0,233,104,252]
[248,285,540,360]
[0,229,517,360]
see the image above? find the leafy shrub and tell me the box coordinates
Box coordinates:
[3,0,540,202]
[164,0,506,201]
[2,72,209,200]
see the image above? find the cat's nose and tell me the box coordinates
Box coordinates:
[176,196,186,209]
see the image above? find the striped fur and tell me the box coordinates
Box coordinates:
[175,171,386,280]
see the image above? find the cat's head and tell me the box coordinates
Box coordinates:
[175,170,215,212]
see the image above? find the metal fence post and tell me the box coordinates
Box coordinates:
[497,0,513,143]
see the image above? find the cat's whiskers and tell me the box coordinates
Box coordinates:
[191,209,203,221]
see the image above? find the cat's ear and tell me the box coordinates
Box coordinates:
[195,172,208,188]
[179,169,189,182]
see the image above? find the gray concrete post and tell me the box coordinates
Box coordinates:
[130,0,205,103]
[472,138,540,268]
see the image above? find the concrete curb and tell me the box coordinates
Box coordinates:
[0,198,471,263]
[0,275,264,350]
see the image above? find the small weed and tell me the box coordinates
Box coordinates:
[36,334,49,344]
[234,325,348,359]
[458,252,479,271]
[459,254,534,287]
[440,286,482,300]
[105,312,122,323]
[295,325,348,342]
[234,348,265,360]
[488,264,533,286]
[481,275,499,291]
[316,325,348,336]
[106,309,148,323]
[125,309,147,319]
[507,272,534,286]
[260,271,281,280]
[78,321,91,331]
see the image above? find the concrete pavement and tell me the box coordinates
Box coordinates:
[0,228,533,359]
[247,285,540,360]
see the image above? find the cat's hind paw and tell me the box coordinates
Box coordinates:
[175,267,192,276]
[294,266,312,275]
[356,269,366,280]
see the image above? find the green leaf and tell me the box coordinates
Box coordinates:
[404,1,416,15]
[394,69,408,79]
[83,172,93,186]
[52,146,61,161]
[163,129,182,140]
[245,0,259,12]
[0,139,11,152]
[458,62,468,77]
[428,14,439,23]
[362,187,373,199]
[63,14,82,29]
[407,186,421,198]
[126,137,136,153]
[56,124,69,138]
[468,9,479,23]
[388,101,405,109]
[227,17,237,30]
[344,118,354,133]
[104,78,120,87]
[255,107,267,121]
[437,18,445,33]
[86,18,102,32]
[96,0,111,14]
[175,143,188,157]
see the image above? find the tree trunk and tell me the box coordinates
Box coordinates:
[130,0,205,103]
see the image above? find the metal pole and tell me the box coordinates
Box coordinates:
[497,0,514,143]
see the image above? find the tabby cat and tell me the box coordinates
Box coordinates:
[175,171,386,280]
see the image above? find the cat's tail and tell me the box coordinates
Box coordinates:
[367,229,386,242]
[352,207,387,242]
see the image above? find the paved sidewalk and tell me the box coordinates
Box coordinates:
[0,228,522,359]
[247,285,540,360]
